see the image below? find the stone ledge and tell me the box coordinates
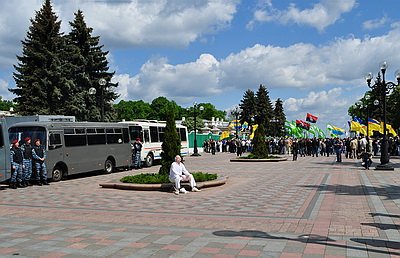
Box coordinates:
[99,175,228,191]
[230,157,288,162]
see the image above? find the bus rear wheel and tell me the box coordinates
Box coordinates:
[104,159,114,174]
[145,153,154,167]
[52,167,63,182]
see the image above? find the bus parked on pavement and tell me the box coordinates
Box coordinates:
[7,121,132,182]
[120,120,189,167]
[0,115,75,182]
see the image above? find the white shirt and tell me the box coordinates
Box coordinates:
[169,162,190,180]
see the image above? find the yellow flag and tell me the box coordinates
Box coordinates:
[378,122,398,137]
[249,124,258,139]
[219,131,230,140]
[387,124,398,137]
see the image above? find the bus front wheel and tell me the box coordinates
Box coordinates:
[145,153,154,167]
[105,159,114,174]
[52,167,63,182]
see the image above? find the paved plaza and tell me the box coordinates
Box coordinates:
[0,153,400,257]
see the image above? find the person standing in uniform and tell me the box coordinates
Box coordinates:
[333,138,343,162]
[32,138,49,185]
[292,139,299,161]
[10,139,24,189]
[21,137,33,186]
[133,138,142,169]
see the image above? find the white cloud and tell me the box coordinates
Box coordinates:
[363,16,388,30]
[56,0,239,48]
[248,0,357,32]
[283,88,352,131]
[0,79,14,100]
[0,0,239,67]
[115,54,221,104]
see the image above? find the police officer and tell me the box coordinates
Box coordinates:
[32,138,49,185]
[10,139,24,189]
[21,137,33,186]
[133,138,142,169]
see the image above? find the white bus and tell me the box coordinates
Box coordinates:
[7,121,132,182]
[120,120,189,167]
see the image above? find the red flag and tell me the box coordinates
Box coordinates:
[306,113,318,123]
[296,120,310,130]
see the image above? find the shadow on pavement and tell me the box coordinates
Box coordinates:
[351,238,400,249]
[361,223,400,230]
[370,212,400,218]
[213,230,400,255]
[300,184,400,200]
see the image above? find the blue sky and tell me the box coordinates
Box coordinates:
[1,0,400,131]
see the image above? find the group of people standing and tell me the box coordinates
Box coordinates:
[10,137,49,189]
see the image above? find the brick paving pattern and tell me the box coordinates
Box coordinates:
[0,153,399,257]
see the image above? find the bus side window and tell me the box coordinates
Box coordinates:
[122,128,130,143]
[49,133,62,149]
[143,130,150,143]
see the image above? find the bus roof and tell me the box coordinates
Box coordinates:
[8,121,129,129]
[119,120,186,128]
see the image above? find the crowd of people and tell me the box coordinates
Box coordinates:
[202,136,400,169]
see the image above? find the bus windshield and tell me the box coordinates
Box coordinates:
[8,126,47,146]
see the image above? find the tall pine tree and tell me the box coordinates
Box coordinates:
[251,123,268,158]
[159,105,181,175]
[255,84,273,136]
[239,89,257,126]
[273,98,286,137]
[68,10,119,121]
[11,0,65,115]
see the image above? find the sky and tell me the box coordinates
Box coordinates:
[1,0,400,132]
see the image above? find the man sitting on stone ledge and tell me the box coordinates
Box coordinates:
[169,155,201,195]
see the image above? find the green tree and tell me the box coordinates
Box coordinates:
[0,97,16,111]
[348,91,382,123]
[68,9,119,121]
[197,103,226,120]
[273,98,286,137]
[251,124,268,158]
[159,105,181,175]
[114,100,152,121]
[387,86,400,131]
[255,84,273,135]
[181,117,204,132]
[11,0,65,115]
[239,89,257,126]
[150,97,180,120]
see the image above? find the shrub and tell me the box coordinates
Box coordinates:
[242,154,280,159]
[120,172,217,184]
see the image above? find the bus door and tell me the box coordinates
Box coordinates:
[48,130,64,167]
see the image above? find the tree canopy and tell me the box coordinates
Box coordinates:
[10,1,117,121]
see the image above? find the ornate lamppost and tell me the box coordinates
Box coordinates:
[357,95,374,153]
[365,62,400,170]
[88,78,107,122]
[231,105,241,139]
[191,102,204,156]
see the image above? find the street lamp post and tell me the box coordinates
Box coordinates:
[358,95,373,153]
[231,106,241,139]
[365,62,400,170]
[88,78,107,122]
[191,103,204,156]
[98,78,106,122]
